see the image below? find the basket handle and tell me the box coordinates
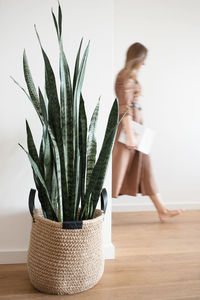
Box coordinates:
[28,187,108,221]
[100,188,108,214]
[28,188,36,222]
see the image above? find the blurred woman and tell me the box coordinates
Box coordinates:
[112,42,184,222]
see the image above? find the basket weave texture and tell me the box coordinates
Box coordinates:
[27,208,105,295]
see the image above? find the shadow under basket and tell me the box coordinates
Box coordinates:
[27,188,108,295]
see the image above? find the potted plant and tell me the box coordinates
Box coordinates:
[12,3,126,295]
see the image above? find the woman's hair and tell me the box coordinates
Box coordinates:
[125,42,148,71]
[124,42,148,97]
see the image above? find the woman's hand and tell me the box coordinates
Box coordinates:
[125,132,138,150]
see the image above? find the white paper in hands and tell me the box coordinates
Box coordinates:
[118,120,156,154]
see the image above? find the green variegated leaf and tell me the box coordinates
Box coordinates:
[43,131,53,198]
[51,161,58,215]
[51,9,59,38]
[18,142,58,221]
[35,25,68,221]
[59,49,73,220]
[34,26,61,143]
[86,97,100,190]
[79,99,119,220]
[58,3,62,37]
[23,50,38,104]
[73,38,83,94]
[25,119,40,169]
[47,129,63,222]
[43,90,49,121]
[77,93,87,217]
[38,88,48,125]
[39,138,44,177]
[88,100,119,218]
[84,97,100,218]
[32,169,47,218]
[52,9,74,220]
[23,51,43,123]
[39,123,48,175]
[19,143,48,196]
[73,41,90,219]
[10,76,31,101]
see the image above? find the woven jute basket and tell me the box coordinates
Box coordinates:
[27,188,108,295]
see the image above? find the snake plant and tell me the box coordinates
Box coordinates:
[12,4,127,222]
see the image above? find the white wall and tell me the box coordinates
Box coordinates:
[0,0,115,263]
[1,0,200,264]
[113,0,200,211]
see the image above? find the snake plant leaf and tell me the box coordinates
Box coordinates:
[52,4,62,38]
[73,37,83,95]
[46,128,63,222]
[79,99,119,220]
[10,76,31,101]
[59,45,74,221]
[23,50,43,123]
[76,94,87,215]
[43,90,49,120]
[51,9,59,38]
[73,41,90,219]
[34,25,61,144]
[58,3,62,37]
[35,25,68,221]
[73,41,90,132]
[18,142,48,196]
[59,48,74,207]
[73,147,80,220]
[37,88,63,220]
[18,142,58,221]
[23,50,38,105]
[38,88,48,126]
[40,112,64,221]
[83,97,100,217]
[73,40,89,139]
[25,119,41,171]
[76,175,82,221]
[88,99,129,218]
[58,41,70,190]
[43,130,53,198]
[39,86,64,221]
[38,89,52,195]
[39,133,44,177]
[32,171,47,218]
[89,100,119,218]
[51,161,58,215]
[86,97,100,190]
[52,8,75,220]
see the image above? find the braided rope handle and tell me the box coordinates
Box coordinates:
[28,187,108,224]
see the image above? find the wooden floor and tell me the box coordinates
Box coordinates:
[1,210,200,300]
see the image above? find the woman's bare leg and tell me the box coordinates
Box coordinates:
[149,192,185,223]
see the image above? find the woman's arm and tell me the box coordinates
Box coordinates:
[122,114,138,149]
[115,75,139,149]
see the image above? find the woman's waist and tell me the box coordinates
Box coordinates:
[131,102,142,110]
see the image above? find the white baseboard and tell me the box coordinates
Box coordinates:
[0,251,27,265]
[112,198,200,212]
[0,243,115,265]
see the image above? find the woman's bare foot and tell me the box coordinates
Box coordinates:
[158,208,185,223]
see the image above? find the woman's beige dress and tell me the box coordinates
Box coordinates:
[112,70,159,198]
